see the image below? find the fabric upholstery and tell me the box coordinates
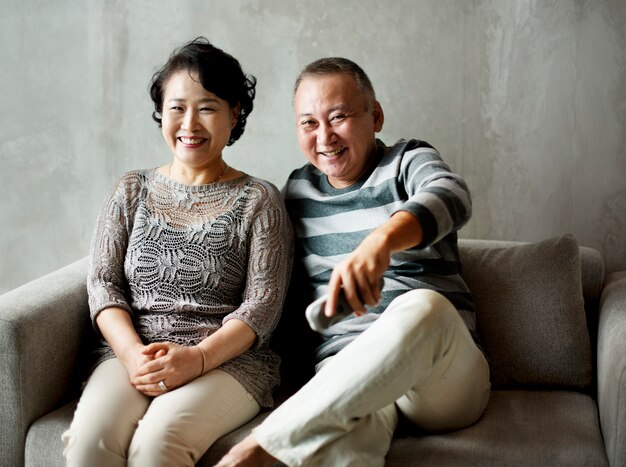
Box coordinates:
[0,257,90,467]
[25,403,76,467]
[597,272,626,467]
[3,239,623,466]
[460,234,593,388]
[24,390,610,467]
[385,390,608,466]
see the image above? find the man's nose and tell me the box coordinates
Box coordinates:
[316,122,336,146]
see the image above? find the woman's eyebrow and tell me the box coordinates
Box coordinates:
[167,97,221,104]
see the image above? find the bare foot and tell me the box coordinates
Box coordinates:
[214,434,277,467]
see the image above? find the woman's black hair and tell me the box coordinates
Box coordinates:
[149,37,256,146]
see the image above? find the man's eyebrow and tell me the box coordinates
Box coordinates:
[297,105,351,118]
[329,105,350,112]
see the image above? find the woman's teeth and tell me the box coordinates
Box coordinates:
[179,137,204,144]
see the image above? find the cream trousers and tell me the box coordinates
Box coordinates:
[254,289,491,467]
[62,358,260,467]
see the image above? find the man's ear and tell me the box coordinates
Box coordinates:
[373,101,384,132]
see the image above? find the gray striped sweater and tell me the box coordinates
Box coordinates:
[284,139,475,362]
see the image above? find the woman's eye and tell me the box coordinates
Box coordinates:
[169,106,183,111]
[200,107,216,112]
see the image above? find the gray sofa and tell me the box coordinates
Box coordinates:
[1,234,624,466]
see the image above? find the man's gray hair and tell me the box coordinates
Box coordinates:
[294,57,377,110]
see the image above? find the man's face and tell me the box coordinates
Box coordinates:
[294,73,384,189]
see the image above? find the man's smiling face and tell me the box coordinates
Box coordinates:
[294,73,384,189]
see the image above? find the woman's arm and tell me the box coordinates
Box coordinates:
[95,307,153,379]
[88,174,139,331]
[221,183,294,347]
[197,318,256,370]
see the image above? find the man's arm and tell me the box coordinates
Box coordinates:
[325,211,422,316]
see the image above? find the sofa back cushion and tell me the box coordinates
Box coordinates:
[459,234,593,389]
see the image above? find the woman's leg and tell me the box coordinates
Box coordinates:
[128,368,260,467]
[252,289,489,467]
[62,358,150,467]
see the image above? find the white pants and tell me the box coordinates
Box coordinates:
[254,289,491,467]
[62,358,260,467]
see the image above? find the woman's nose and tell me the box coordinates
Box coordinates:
[181,109,199,131]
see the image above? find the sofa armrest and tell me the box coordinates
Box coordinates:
[597,271,626,467]
[0,257,90,467]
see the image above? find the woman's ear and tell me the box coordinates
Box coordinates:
[231,103,241,128]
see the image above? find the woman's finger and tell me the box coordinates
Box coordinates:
[142,342,169,356]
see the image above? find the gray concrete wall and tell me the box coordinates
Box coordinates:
[1,0,625,293]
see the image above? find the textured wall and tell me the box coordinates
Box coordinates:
[1,0,625,293]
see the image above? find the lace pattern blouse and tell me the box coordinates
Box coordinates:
[87,169,293,407]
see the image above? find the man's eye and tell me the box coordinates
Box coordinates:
[301,120,316,127]
[331,114,347,122]
[200,107,216,112]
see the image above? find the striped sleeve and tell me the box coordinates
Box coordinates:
[394,142,472,248]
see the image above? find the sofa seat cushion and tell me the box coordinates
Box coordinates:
[386,389,608,467]
[25,401,75,467]
[460,234,593,388]
[28,390,608,467]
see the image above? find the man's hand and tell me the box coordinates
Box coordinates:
[326,231,390,316]
[325,211,423,317]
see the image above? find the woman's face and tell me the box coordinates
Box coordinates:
[161,70,238,170]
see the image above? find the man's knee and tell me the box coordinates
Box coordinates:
[385,289,458,331]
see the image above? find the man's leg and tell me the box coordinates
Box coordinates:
[303,402,397,467]
[396,307,490,432]
[228,289,488,466]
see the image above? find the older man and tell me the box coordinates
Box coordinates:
[218,58,490,467]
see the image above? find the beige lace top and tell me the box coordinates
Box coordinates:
[87,169,293,407]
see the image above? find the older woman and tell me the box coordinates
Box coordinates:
[62,37,293,467]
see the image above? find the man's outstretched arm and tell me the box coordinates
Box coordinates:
[325,210,423,316]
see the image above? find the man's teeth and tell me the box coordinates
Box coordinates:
[180,137,204,144]
[321,147,344,157]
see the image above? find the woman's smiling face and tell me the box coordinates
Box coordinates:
[161,70,238,171]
